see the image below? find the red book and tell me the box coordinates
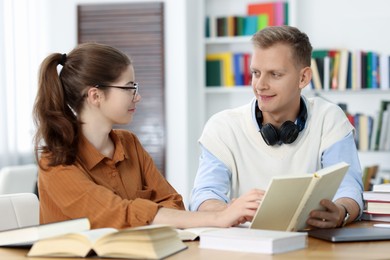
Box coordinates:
[243,53,252,86]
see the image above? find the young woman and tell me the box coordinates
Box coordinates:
[33,42,260,229]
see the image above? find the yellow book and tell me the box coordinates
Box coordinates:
[206,52,234,87]
[311,58,323,90]
[250,162,349,232]
[331,51,340,89]
[27,224,187,259]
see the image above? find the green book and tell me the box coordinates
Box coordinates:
[257,14,269,30]
[235,16,245,36]
[206,60,222,87]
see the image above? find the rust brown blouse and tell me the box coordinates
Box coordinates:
[38,130,184,229]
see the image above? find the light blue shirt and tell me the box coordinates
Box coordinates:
[189,105,364,216]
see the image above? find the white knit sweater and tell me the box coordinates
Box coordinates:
[199,96,353,198]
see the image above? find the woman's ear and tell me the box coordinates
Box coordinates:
[85,86,101,104]
[299,66,312,89]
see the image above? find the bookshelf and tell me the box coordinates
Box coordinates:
[198,0,390,175]
[200,0,296,120]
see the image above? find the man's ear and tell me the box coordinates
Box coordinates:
[299,66,312,89]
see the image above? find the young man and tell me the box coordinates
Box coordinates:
[190,26,363,229]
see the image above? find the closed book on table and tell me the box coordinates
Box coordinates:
[199,227,307,254]
[0,218,90,247]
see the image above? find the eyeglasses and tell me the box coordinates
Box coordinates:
[95,82,139,101]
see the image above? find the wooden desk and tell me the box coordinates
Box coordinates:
[2,221,390,260]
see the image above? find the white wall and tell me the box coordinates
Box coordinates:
[40,0,199,207]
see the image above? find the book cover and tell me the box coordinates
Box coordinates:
[366,201,390,214]
[337,49,349,91]
[250,162,349,232]
[274,1,285,26]
[199,227,307,254]
[206,60,222,87]
[373,183,390,192]
[27,224,187,259]
[363,191,390,202]
[243,53,252,86]
[244,16,258,36]
[0,218,90,247]
[233,53,244,86]
[257,14,269,31]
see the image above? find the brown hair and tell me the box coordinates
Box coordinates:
[33,42,131,167]
[251,25,312,68]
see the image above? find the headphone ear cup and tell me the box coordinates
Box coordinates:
[261,124,279,146]
[279,121,299,144]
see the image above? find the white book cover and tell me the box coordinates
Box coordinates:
[199,227,307,254]
[323,56,330,91]
[380,53,389,90]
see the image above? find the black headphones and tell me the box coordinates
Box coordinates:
[255,97,307,146]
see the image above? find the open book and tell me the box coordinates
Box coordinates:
[176,227,223,241]
[0,218,90,247]
[27,224,187,259]
[250,162,349,232]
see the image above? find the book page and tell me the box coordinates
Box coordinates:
[80,228,117,244]
[291,163,349,231]
[176,227,223,241]
[250,176,313,231]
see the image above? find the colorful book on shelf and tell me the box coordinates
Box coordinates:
[233,53,244,86]
[199,227,307,254]
[216,17,227,37]
[243,53,252,86]
[250,162,349,232]
[274,1,286,26]
[374,100,390,150]
[206,52,234,87]
[380,53,390,90]
[205,60,222,87]
[311,58,323,90]
[257,14,269,30]
[235,16,245,36]
[0,218,90,247]
[27,224,187,259]
[244,16,258,36]
[227,16,235,37]
[247,2,275,26]
[337,49,350,91]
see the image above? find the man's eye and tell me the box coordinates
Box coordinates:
[251,71,260,77]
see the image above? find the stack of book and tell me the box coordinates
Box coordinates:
[362,183,390,222]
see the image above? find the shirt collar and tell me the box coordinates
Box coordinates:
[78,130,127,170]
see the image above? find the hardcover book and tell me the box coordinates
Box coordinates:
[0,218,90,247]
[27,224,187,259]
